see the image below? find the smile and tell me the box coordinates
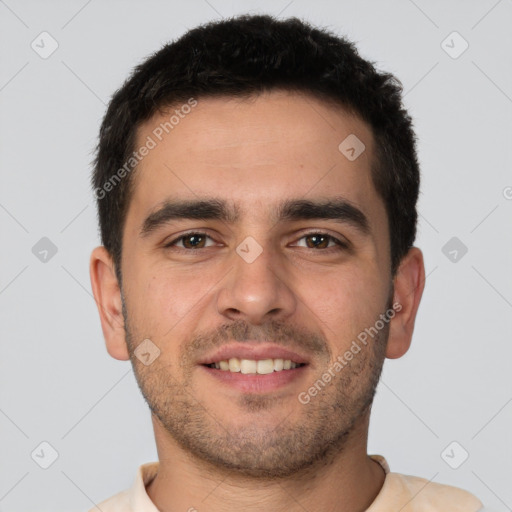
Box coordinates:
[204,358,307,374]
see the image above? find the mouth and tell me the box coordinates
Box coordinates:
[198,343,311,392]
[203,358,307,374]
[198,343,311,393]
[200,360,309,393]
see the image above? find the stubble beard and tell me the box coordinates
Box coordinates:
[122,295,388,480]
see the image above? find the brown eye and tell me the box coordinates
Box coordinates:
[181,234,206,249]
[296,233,347,250]
[304,234,331,249]
[165,232,214,249]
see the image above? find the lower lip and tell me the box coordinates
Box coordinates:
[200,365,308,393]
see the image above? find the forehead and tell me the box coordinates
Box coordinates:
[126,91,382,229]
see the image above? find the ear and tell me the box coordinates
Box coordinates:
[386,247,425,359]
[89,246,130,361]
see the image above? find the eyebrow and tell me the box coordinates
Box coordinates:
[139,197,370,238]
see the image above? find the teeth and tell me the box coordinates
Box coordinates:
[208,358,303,374]
[257,359,274,374]
[240,359,256,374]
[228,358,241,372]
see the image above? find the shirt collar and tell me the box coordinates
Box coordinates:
[128,461,160,511]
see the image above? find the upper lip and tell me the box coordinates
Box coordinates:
[198,343,310,365]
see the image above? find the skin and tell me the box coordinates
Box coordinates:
[90,90,425,512]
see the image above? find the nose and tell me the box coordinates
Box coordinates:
[215,239,297,325]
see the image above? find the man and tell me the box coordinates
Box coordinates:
[89,14,484,511]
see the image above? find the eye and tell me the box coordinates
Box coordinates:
[164,232,216,249]
[163,231,348,252]
[294,232,348,251]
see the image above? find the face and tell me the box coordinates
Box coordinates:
[118,91,395,477]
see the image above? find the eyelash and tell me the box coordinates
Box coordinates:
[163,231,349,252]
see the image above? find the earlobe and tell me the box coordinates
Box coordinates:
[386,247,425,359]
[89,246,130,361]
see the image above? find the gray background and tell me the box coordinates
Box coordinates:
[1,0,511,510]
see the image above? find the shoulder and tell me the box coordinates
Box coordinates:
[86,462,159,512]
[389,472,483,511]
[87,489,131,512]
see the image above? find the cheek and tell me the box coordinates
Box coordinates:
[134,266,216,337]
[298,264,387,343]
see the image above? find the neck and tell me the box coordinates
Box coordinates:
[146,411,386,512]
